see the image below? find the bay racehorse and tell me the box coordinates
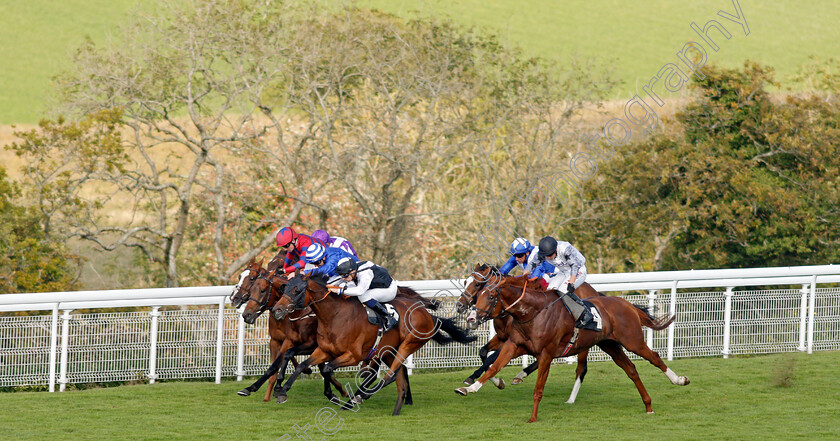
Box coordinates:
[229,253,285,308]
[456,264,599,403]
[273,273,475,415]
[238,269,347,402]
[456,275,689,422]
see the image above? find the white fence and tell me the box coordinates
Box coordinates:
[1,265,839,392]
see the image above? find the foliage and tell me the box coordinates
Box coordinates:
[577,62,840,271]
[0,166,79,293]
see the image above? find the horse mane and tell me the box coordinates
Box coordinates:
[308,273,330,287]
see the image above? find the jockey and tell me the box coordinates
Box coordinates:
[303,242,358,278]
[312,229,358,258]
[531,236,594,328]
[499,237,549,289]
[275,227,325,274]
[328,257,397,331]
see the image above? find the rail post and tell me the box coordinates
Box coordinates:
[646,290,657,348]
[722,287,733,359]
[798,284,808,352]
[667,280,678,361]
[48,305,59,393]
[236,306,246,382]
[215,298,225,384]
[148,306,161,384]
[59,309,73,392]
[807,275,817,354]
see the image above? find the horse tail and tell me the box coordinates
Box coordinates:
[431,316,477,346]
[632,304,675,331]
[397,286,440,311]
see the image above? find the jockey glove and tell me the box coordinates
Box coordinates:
[567,284,575,294]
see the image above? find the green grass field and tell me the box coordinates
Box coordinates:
[2,351,839,440]
[2,0,839,124]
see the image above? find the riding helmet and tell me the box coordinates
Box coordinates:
[311,229,331,245]
[275,227,298,247]
[304,243,326,263]
[509,237,531,255]
[335,257,358,276]
[537,236,558,257]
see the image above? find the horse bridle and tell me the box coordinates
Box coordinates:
[460,268,504,309]
[230,267,260,304]
[251,270,287,312]
[477,281,560,324]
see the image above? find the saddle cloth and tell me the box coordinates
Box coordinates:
[579,300,603,331]
[364,303,400,326]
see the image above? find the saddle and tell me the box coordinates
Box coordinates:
[578,300,603,331]
[363,303,400,326]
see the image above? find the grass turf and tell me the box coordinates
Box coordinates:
[2,351,839,440]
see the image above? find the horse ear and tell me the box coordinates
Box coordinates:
[473,263,482,271]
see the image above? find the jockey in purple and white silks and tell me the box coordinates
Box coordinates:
[531,236,594,328]
[312,230,358,259]
[328,258,398,331]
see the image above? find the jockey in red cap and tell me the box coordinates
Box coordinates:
[275,227,325,274]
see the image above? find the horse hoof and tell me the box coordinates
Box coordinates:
[463,378,475,386]
[455,387,469,396]
[490,377,505,390]
[352,395,365,404]
[683,377,690,386]
[237,389,252,397]
[276,395,287,404]
[511,377,523,385]
[647,410,655,414]
[527,417,537,423]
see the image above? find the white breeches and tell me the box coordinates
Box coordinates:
[355,280,398,303]
[546,266,587,291]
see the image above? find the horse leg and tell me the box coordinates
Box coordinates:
[456,341,525,396]
[392,366,408,416]
[465,336,501,385]
[566,349,589,404]
[270,344,299,400]
[317,363,342,403]
[512,358,539,385]
[403,367,413,406]
[239,337,282,397]
[275,349,331,404]
[527,350,555,423]
[598,340,654,413]
[621,336,690,386]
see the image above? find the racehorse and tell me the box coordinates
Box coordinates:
[456,276,689,422]
[229,253,285,308]
[456,264,598,403]
[273,273,475,415]
[238,269,347,402]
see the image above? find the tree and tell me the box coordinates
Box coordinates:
[577,62,840,271]
[0,166,79,293]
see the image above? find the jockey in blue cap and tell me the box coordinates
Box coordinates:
[499,238,544,277]
[303,242,358,279]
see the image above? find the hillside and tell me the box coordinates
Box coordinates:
[1,0,839,124]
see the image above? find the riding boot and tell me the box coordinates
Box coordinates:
[559,291,594,328]
[365,300,397,331]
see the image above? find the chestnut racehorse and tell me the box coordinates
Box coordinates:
[239,269,347,402]
[456,264,598,403]
[273,273,475,415]
[456,275,689,422]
